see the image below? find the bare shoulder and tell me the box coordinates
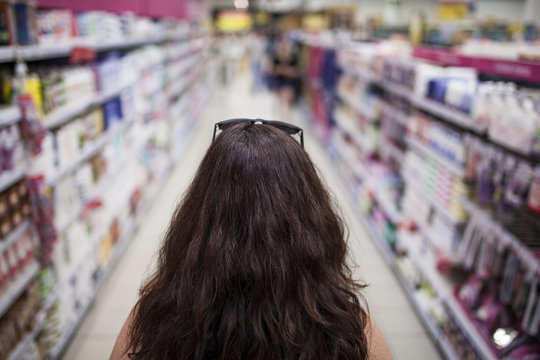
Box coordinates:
[366,315,393,360]
[110,306,137,360]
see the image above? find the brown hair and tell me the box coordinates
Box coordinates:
[127,122,369,359]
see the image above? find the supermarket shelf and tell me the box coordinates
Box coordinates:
[380,79,484,134]
[6,34,192,63]
[47,137,106,186]
[0,47,14,62]
[43,82,133,130]
[332,138,366,180]
[47,159,173,360]
[0,165,28,193]
[0,262,39,318]
[332,139,494,360]
[344,67,377,84]
[55,121,134,234]
[335,159,481,360]
[374,188,401,224]
[47,219,137,360]
[381,102,409,127]
[0,220,30,254]
[403,170,462,225]
[340,175,458,359]
[338,89,377,121]
[0,106,21,126]
[406,136,465,177]
[381,137,405,163]
[409,213,460,263]
[42,96,96,130]
[411,97,484,134]
[445,296,497,360]
[380,79,414,100]
[7,311,46,360]
[461,197,539,271]
[16,42,78,61]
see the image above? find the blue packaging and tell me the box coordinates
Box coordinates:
[102,98,123,130]
[14,2,36,45]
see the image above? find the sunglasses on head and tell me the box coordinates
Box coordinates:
[212,118,304,148]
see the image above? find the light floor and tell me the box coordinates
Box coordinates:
[64,72,441,360]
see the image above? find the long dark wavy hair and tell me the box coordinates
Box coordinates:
[127,122,369,359]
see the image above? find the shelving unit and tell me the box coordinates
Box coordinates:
[405,136,465,177]
[0,9,212,357]
[0,220,30,254]
[330,140,492,360]
[0,106,21,126]
[300,33,540,359]
[0,165,28,193]
[0,262,40,317]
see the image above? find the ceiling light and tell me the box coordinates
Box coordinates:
[234,0,249,10]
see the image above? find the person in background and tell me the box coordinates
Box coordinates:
[110,119,392,360]
[271,34,300,120]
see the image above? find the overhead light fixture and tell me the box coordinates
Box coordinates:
[234,0,249,10]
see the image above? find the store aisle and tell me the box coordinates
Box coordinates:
[64,73,440,360]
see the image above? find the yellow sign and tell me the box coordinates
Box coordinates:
[216,11,253,32]
[437,2,469,21]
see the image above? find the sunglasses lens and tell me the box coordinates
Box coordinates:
[271,124,300,135]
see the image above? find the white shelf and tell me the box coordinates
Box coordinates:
[406,136,465,177]
[381,102,409,127]
[0,220,30,254]
[0,47,14,62]
[374,188,401,224]
[5,34,191,63]
[445,295,497,360]
[338,88,376,121]
[0,165,27,193]
[0,106,21,127]
[0,262,39,318]
[403,170,462,225]
[55,121,134,234]
[47,160,172,360]
[42,96,96,130]
[16,42,77,61]
[332,137,494,360]
[381,79,414,100]
[344,67,376,84]
[331,138,366,180]
[7,310,46,360]
[461,197,539,272]
[47,137,106,186]
[412,97,484,134]
[381,138,405,163]
[43,82,133,130]
[380,80,484,134]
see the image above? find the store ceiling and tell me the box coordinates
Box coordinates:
[211,0,307,12]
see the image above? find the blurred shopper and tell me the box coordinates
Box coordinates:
[110,120,392,360]
[271,34,300,120]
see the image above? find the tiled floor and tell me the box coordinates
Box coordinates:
[64,72,441,359]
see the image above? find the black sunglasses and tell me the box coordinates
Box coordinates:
[212,118,304,148]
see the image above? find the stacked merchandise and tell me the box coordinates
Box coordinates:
[297,32,540,360]
[0,5,212,360]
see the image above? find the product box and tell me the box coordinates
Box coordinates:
[0,1,16,45]
[102,98,123,130]
[14,2,37,45]
[37,9,77,45]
